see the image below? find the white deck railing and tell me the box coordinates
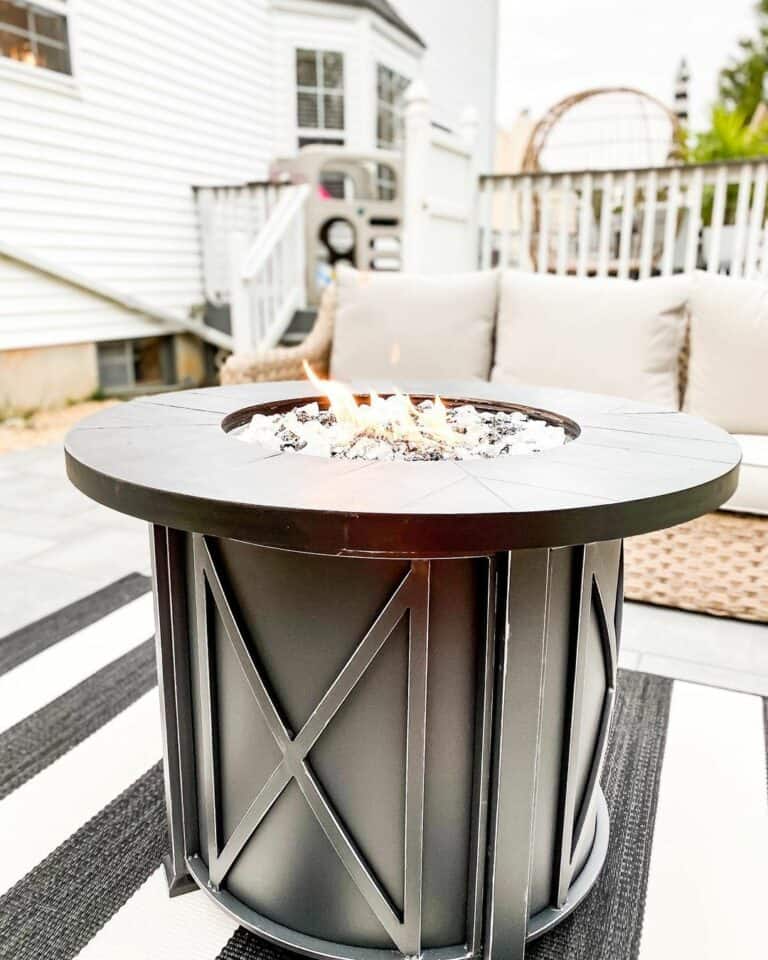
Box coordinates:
[195,180,290,306]
[226,183,309,352]
[478,159,768,279]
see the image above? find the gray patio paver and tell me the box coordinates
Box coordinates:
[0,561,120,637]
[0,505,104,540]
[0,472,96,518]
[0,441,766,697]
[0,530,57,566]
[634,651,768,696]
[28,527,152,581]
[621,601,768,681]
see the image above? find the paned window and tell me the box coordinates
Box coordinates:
[97,338,176,392]
[376,64,409,148]
[0,1,71,75]
[296,48,345,140]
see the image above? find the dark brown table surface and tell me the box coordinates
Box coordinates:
[65,381,741,558]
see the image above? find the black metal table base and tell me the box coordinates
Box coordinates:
[183,791,608,959]
[151,526,622,960]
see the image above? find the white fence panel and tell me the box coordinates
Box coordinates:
[402,82,479,274]
[478,159,768,280]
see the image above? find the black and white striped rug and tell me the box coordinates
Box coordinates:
[0,575,765,960]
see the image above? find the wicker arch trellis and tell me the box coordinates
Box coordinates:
[521,86,683,173]
[511,87,684,274]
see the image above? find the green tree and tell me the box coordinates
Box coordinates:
[684,105,768,164]
[719,0,768,119]
[680,106,768,223]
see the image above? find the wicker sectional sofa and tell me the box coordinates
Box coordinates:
[222,268,768,622]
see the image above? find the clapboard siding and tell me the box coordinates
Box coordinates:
[0,260,177,349]
[0,0,274,348]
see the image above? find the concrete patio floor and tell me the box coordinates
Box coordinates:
[1,441,766,697]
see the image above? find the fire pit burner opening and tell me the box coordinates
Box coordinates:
[225,395,578,462]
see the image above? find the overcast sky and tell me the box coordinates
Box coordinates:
[496,0,759,131]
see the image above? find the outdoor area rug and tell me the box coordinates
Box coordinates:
[0,576,765,960]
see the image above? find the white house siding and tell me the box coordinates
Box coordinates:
[0,258,172,350]
[396,0,499,166]
[0,0,275,350]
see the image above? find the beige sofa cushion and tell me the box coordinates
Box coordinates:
[491,271,690,407]
[684,271,768,433]
[329,266,498,382]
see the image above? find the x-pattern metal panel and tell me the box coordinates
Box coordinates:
[193,535,430,955]
[570,573,617,856]
[553,543,619,908]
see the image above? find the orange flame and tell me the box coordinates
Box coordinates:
[302,361,461,448]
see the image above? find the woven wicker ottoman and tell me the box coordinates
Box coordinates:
[625,511,768,622]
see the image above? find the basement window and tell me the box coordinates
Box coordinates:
[97,338,176,394]
[0,0,71,75]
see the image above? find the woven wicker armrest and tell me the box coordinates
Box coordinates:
[220,285,336,384]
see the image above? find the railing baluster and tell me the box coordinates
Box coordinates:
[596,172,613,278]
[683,167,704,273]
[267,184,278,219]
[498,178,512,270]
[228,231,251,352]
[617,171,636,279]
[270,253,277,335]
[480,179,494,269]
[744,162,768,279]
[519,176,534,271]
[296,203,307,307]
[661,167,681,276]
[536,176,551,274]
[760,219,768,278]
[555,174,571,275]
[258,188,269,236]
[275,234,283,329]
[638,169,658,279]
[706,166,728,273]
[730,163,753,278]
[576,172,593,277]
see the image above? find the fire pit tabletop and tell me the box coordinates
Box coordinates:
[65,380,740,557]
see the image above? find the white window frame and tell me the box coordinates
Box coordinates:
[0,0,79,91]
[295,47,346,145]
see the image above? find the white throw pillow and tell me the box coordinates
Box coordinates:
[491,271,691,407]
[684,272,768,434]
[329,266,498,382]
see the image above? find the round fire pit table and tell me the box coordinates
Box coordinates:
[65,381,740,960]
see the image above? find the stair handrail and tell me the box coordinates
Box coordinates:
[228,182,310,352]
[242,183,311,279]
